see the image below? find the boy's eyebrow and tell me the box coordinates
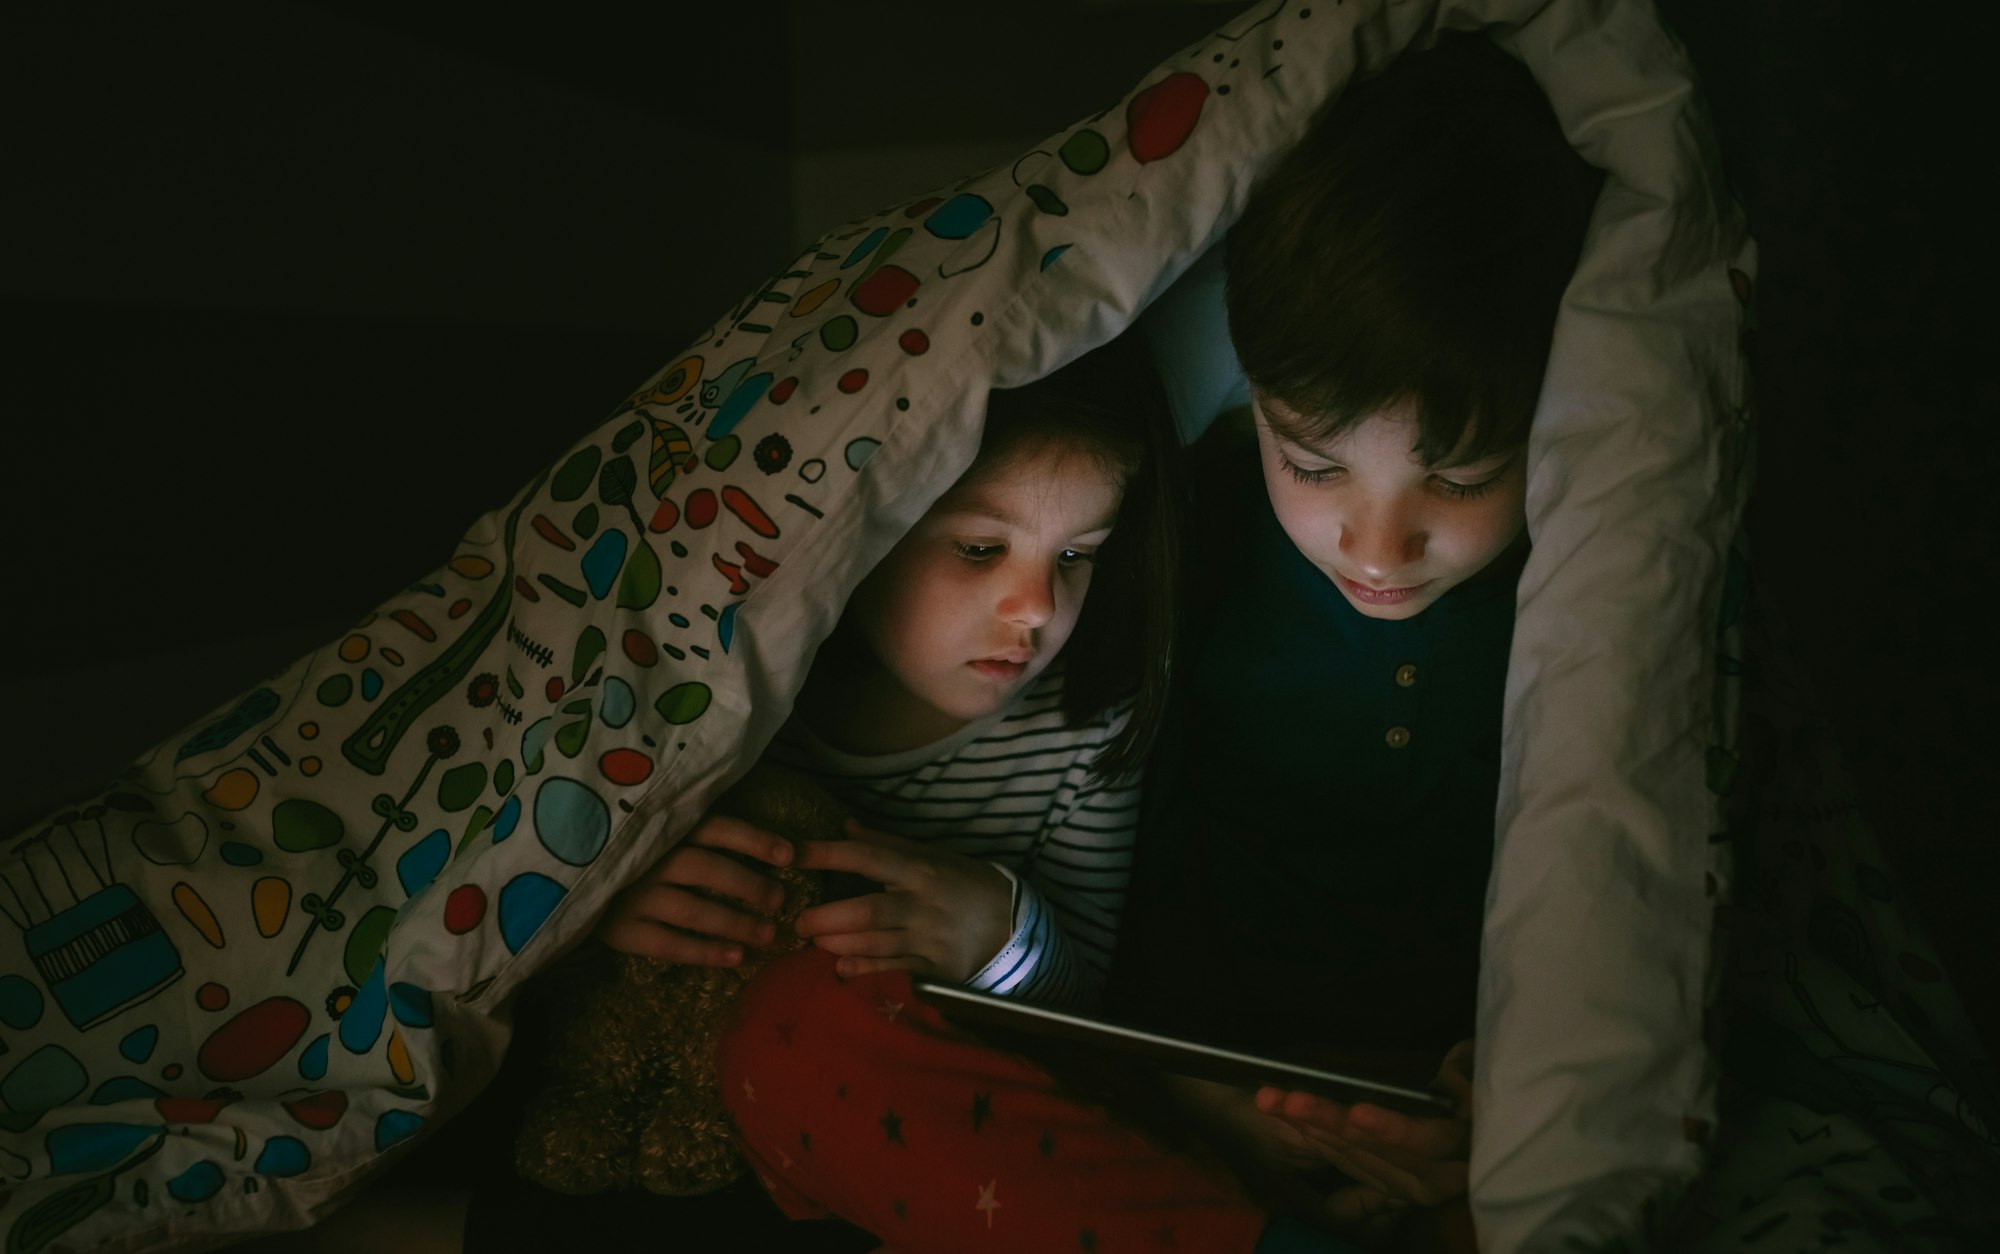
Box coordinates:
[1257,394,1521,472]
[1434,447,1520,472]
[1252,394,1321,448]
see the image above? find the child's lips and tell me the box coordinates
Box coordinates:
[969,655,1030,680]
[1337,573,1429,605]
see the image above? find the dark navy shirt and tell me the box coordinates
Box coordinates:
[1109,447,1525,1057]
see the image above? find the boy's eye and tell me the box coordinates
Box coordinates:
[951,542,1003,561]
[1432,474,1501,501]
[1280,456,1340,486]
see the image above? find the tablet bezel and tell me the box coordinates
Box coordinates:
[912,980,1454,1118]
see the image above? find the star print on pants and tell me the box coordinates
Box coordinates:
[880,1106,905,1145]
[976,1179,1001,1229]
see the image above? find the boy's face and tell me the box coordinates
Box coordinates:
[846,443,1122,744]
[1253,393,1527,621]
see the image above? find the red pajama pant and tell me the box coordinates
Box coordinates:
[716,948,1269,1254]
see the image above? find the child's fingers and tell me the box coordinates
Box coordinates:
[683,815,796,868]
[796,893,907,938]
[794,837,904,880]
[654,847,785,913]
[811,930,906,958]
[1256,1088,1352,1133]
[1345,1103,1471,1161]
[628,885,777,947]
[1435,1039,1475,1111]
[1294,1121,1467,1208]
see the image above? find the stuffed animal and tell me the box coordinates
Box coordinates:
[512,763,844,1196]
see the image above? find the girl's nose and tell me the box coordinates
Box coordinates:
[997,562,1057,628]
[1339,502,1427,582]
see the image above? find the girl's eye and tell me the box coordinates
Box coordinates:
[1281,457,1340,486]
[1058,548,1097,567]
[952,542,1003,561]
[1433,475,1501,501]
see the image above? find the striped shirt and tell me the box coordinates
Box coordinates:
[764,669,1141,1009]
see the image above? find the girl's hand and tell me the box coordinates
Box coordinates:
[594,815,794,967]
[793,819,1012,982]
[1252,1038,1475,1225]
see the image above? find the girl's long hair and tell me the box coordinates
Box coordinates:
[977,335,1183,782]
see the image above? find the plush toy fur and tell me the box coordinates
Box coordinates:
[513,763,844,1196]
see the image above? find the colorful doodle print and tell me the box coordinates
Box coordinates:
[0,3,1313,1248]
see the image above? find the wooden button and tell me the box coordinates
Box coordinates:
[1394,663,1418,688]
[1385,726,1411,749]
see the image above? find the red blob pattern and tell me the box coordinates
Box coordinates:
[197,996,311,1083]
[769,377,798,405]
[850,265,920,317]
[898,329,930,355]
[448,597,472,620]
[443,884,486,935]
[545,677,564,703]
[196,983,230,1012]
[515,575,540,603]
[622,629,658,667]
[649,497,680,533]
[285,1090,348,1131]
[156,1096,230,1124]
[685,488,719,529]
[390,610,436,643]
[599,748,654,787]
[838,370,869,394]
[531,514,576,551]
[736,542,778,578]
[1127,72,1209,164]
[904,196,943,217]
[713,555,750,595]
[721,486,779,539]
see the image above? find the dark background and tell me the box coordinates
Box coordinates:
[4,1,1996,1045]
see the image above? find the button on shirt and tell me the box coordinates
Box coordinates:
[1111,461,1525,1056]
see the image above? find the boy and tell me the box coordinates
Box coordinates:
[1104,29,1601,1231]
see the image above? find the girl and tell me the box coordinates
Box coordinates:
[596,331,1182,1010]
[281,338,1184,1254]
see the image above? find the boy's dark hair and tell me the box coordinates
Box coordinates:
[979,336,1182,782]
[1225,33,1603,465]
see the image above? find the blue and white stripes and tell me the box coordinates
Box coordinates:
[765,669,1140,1009]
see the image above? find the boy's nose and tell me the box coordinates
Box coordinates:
[997,563,1057,628]
[1339,507,1427,582]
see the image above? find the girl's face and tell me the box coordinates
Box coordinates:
[844,442,1124,747]
[1253,393,1527,621]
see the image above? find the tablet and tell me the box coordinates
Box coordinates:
[912,980,1454,1118]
